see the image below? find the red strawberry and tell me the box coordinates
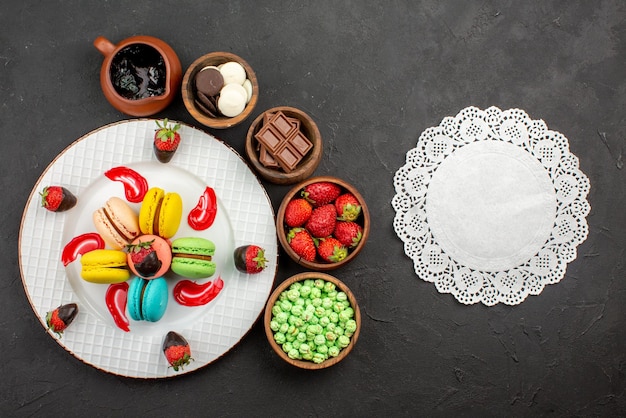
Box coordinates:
[334,221,363,248]
[234,245,267,274]
[40,186,77,212]
[126,239,161,278]
[335,193,362,221]
[301,182,341,207]
[153,118,181,163]
[316,237,348,263]
[284,198,313,227]
[287,228,317,262]
[305,204,337,238]
[46,303,78,337]
[163,331,193,371]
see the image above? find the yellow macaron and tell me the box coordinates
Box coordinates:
[138,187,183,239]
[80,249,130,284]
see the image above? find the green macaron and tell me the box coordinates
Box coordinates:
[171,237,216,279]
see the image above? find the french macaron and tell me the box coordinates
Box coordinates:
[171,237,216,279]
[80,249,130,284]
[139,187,183,239]
[126,234,172,279]
[93,197,140,250]
[127,276,168,322]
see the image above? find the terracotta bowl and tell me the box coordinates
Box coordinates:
[264,272,361,369]
[94,35,182,117]
[245,106,322,185]
[276,176,370,270]
[181,52,258,129]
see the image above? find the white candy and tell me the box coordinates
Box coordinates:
[219,61,246,85]
[199,65,220,72]
[217,88,246,117]
[242,79,253,103]
[220,83,248,102]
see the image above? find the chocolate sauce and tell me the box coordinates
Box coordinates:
[110,44,166,100]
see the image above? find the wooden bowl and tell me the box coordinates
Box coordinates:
[264,272,361,369]
[276,176,370,270]
[181,52,258,129]
[245,106,322,185]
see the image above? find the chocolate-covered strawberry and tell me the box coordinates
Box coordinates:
[126,239,162,278]
[163,331,193,371]
[153,118,181,163]
[301,181,341,207]
[46,303,78,337]
[40,186,77,212]
[234,245,267,274]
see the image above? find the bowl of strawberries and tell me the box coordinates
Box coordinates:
[276,176,370,270]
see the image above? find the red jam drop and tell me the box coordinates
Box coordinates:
[105,282,130,332]
[104,166,149,203]
[173,277,224,307]
[188,186,217,231]
[61,233,105,266]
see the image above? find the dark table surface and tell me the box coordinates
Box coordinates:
[3,1,625,417]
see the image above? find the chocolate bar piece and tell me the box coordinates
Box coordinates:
[255,124,284,153]
[263,112,301,131]
[289,130,313,156]
[270,112,297,138]
[259,145,279,168]
[254,110,313,172]
[273,142,301,172]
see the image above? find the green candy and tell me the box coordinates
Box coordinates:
[287,288,300,301]
[291,305,304,316]
[345,319,357,333]
[314,334,326,346]
[300,285,312,297]
[323,281,336,293]
[276,312,289,324]
[274,332,286,345]
[337,335,350,348]
[328,346,340,357]
[312,353,326,364]
[271,304,282,316]
[280,299,293,312]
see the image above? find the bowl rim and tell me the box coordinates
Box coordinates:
[245,106,323,185]
[263,271,361,369]
[181,51,258,129]
[276,176,370,270]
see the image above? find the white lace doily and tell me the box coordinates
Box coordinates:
[392,106,590,306]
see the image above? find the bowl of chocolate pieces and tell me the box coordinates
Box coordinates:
[245,106,322,185]
[182,52,258,129]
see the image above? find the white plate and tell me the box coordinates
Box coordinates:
[19,120,277,378]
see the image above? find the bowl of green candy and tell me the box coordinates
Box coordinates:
[264,272,361,369]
